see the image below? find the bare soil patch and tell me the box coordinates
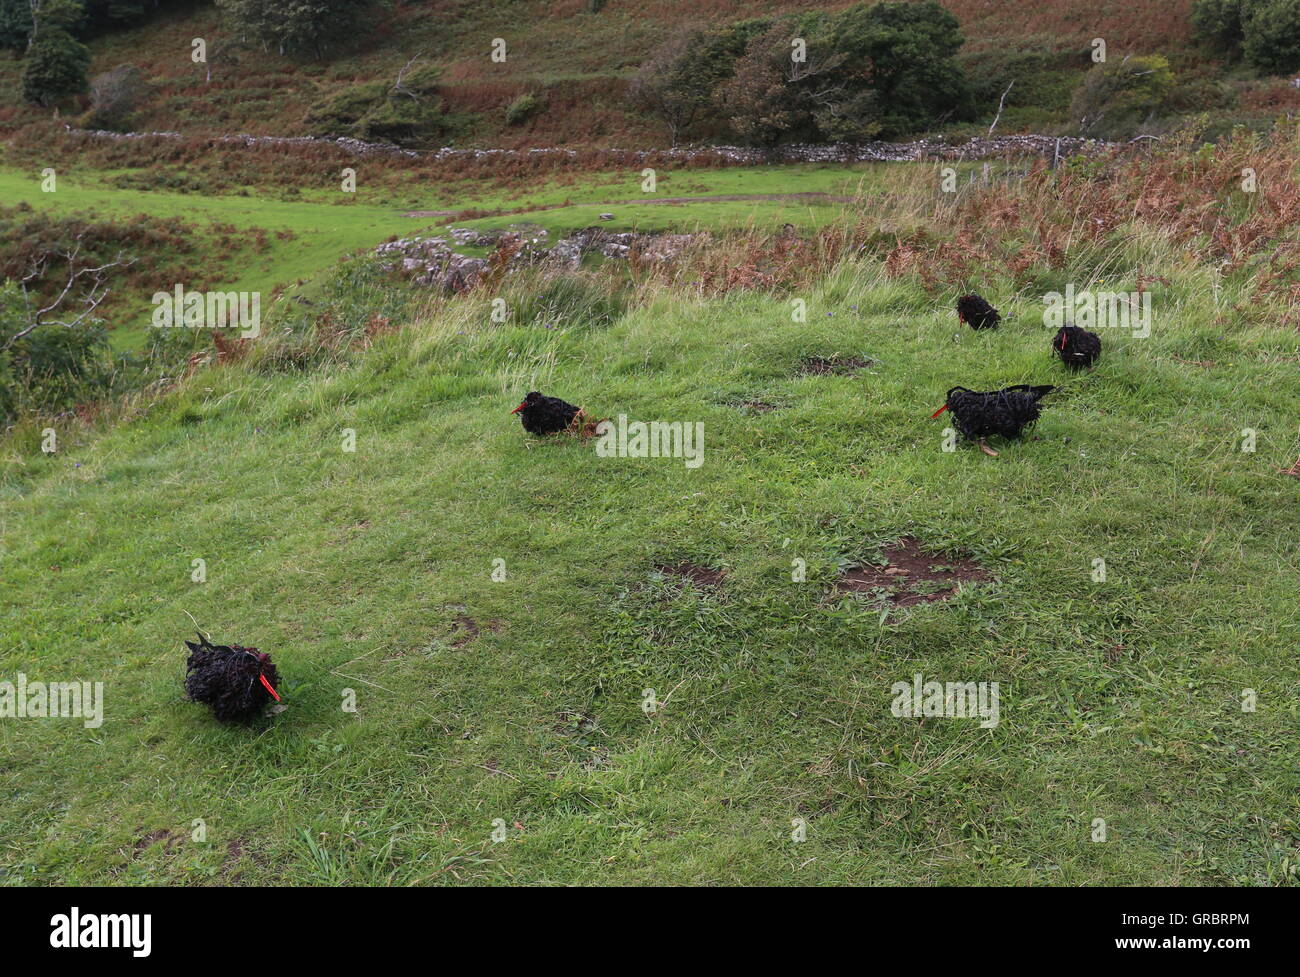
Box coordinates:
[835,537,991,606]
[657,562,726,588]
[726,399,783,413]
[449,613,501,648]
[133,828,180,856]
[800,354,874,376]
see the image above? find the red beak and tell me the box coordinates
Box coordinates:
[511,402,526,414]
[930,404,950,418]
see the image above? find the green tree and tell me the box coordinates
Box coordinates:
[30,0,84,32]
[716,18,867,146]
[304,61,457,146]
[3,0,187,53]
[1192,0,1245,53]
[714,1,970,145]
[0,0,33,53]
[217,0,378,59]
[1241,0,1300,72]
[1193,0,1300,73]
[1069,55,1175,138]
[21,0,91,106]
[505,91,542,127]
[627,20,767,145]
[832,0,970,137]
[84,62,150,130]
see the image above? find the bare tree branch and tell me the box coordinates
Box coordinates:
[3,240,136,351]
[392,53,425,101]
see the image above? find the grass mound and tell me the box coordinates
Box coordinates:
[1,247,1295,883]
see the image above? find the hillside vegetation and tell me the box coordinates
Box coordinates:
[1,0,1295,150]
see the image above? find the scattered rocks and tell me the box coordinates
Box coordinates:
[376,225,701,291]
[65,125,1115,166]
[447,226,549,247]
[375,235,489,289]
[547,238,583,268]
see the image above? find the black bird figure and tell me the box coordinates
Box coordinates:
[511,391,580,435]
[184,634,281,723]
[511,391,599,436]
[931,384,1055,456]
[1053,324,1101,370]
[956,293,1001,330]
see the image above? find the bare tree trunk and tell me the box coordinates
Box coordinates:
[987,81,1014,137]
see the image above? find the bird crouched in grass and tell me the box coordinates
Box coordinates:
[931,384,1055,457]
[1053,324,1102,370]
[956,293,1001,330]
[184,634,281,723]
[511,391,602,437]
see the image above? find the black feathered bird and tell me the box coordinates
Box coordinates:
[931,384,1055,456]
[184,634,281,723]
[511,391,598,436]
[956,294,1001,330]
[1053,324,1101,370]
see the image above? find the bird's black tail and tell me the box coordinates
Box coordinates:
[185,632,213,654]
[1007,384,1055,400]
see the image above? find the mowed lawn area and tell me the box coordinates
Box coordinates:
[1,252,1296,885]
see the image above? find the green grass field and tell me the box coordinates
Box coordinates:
[0,161,890,349]
[0,167,445,349]
[2,245,1296,884]
[2,0,1298,895]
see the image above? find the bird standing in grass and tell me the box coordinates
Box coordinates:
[1053,324,1102,370]
[956,294,1001,330]
[184,634,281,723]
[511,391,601,437]
[931,384,1055,456]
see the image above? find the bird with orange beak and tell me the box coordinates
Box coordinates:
[931,384,1054,456]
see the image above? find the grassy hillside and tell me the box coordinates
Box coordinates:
[4,0,1286,151]
[0,168,456,350]
[0,158,900,350]
[2,134,1298,885]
